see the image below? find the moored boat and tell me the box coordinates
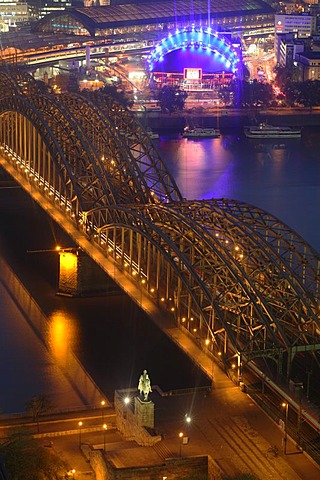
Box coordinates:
[244,123,301,139]
[182,127,220,138]
[146,128,159,139]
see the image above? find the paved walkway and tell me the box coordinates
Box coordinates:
[150,369,320,480]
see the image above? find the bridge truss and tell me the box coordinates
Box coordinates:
[0,67,319,384]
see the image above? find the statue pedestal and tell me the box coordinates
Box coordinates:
[134,396,154,428]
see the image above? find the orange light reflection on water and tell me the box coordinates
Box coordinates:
[48,310,77,366]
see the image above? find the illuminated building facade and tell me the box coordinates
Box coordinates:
[274,13,317,63]
[0,0,33,31]
[0,0,274,76]
[33,0,275,41]
[38,0,72,19]
[275,13,317,39]
[295,51,320,81]
[275,32,305,67]
[148,27,242,90]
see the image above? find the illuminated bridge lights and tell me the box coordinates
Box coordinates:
[148,26,241,73]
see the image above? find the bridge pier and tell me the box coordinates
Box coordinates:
[58,249,115,297]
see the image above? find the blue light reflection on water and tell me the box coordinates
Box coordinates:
[156,133,320,254]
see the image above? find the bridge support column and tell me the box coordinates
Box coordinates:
[57,249,113,297]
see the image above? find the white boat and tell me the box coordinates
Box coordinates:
[182,127,220,138]
[244,123,301,139]
[146,128,159,139]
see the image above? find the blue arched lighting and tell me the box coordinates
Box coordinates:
[147,27,241,74]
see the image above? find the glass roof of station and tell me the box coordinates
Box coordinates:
[73,0,273,26]
[1,0,274,51]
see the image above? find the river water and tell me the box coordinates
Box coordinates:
[156,128,320,253]
[1,128,320,413]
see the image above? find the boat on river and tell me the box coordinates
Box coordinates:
[182,127,220,138]
[244,123,301,139]
[146,128,159,140]
[147,128,160,140]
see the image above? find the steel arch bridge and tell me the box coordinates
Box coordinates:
[0,67,319,385]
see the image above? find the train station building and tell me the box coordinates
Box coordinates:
[32,0,275,41]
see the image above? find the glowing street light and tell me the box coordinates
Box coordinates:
[101,400,106,420]
[103,423,107,451]
[281,402,289,454]
[123,396,130,420]
[78,421,83,446]
[185,414,191,424]
[179,431,184,457]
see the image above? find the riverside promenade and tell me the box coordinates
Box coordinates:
[2,368,320,480]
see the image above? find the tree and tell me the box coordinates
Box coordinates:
[99,84,133,108]
[219,84,233,105]
[274,64,300,90]
[156,85,188,113]
[0,433,67,480]
[298,80,320,109]
[283,81,302,106]
[25,395,55,433]
[229,79,274,108]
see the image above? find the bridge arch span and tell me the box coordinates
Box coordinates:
[59,91,182,205]
[85,201,320,376]
[0,94,85,217]
[0,69,182,218]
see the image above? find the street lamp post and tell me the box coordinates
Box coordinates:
[296,383,303,446]
[103,423,107,451]
[101,400,106,421]
[281,402,288,454]
[123,396,130,419]
[78,421,83,447]
[179,432,183,457]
